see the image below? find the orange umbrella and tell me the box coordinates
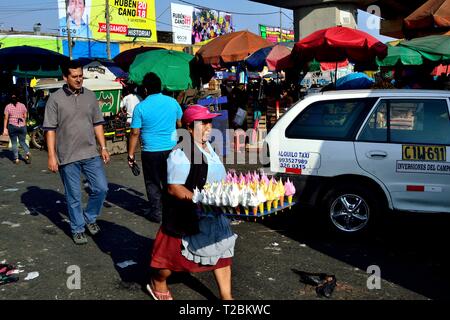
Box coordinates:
[404,0,450,31]
[196,30,273,66]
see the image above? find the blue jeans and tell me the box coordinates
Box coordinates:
[8,124,30,160]
[59,156,108,234]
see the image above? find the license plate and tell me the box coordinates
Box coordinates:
[402,145,446,161]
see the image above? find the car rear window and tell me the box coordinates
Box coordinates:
[285,98,377,140]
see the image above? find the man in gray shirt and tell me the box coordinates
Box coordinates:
[43,59,110,245]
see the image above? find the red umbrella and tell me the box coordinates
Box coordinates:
[113,46,165,72]
[196,30,273,66]
[293,26,388,64]
[245,44,293,71]
[320,60,349,71]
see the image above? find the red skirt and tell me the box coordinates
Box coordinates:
[150,227,232,272]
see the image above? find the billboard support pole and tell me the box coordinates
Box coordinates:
[279,7,282,43]
[106,0,111,60]
[65,1,72,60]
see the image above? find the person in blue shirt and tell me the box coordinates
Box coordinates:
[127,72,183,223]
[59,0,92,39]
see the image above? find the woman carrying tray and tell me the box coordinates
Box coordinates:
[147,105,237,300]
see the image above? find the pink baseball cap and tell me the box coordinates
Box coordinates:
[182,104,221,125]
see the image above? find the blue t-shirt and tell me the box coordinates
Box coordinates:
[167,142,226,184]
[131,93,182,152]
[59,17,92,38]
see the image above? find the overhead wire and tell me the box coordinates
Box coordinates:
[157,5,171,20]
[282,12,293,21]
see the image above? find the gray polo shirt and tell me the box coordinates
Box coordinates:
[43,85,105,166]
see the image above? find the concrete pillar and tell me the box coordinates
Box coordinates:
[294,3,357,40]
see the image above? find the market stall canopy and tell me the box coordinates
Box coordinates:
[377,45,426,66]
[377,41,450,66]
[335,72,374,90]
[404,0,450,37]
[293,26,388,64]
[196,30,273,66]
[246,44,293,71]
[398,34,450,57]
[0,45,69,77]
[33,78,122,91]
[11,67,64,79]
[129,49,194,91]
[78,58,128,80]
[113,46,165,72]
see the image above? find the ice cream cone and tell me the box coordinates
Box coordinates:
[266,200,273,212]
[259,203,264,214]
[235,206,241,215]
[244,206,249,216]
[288,195,293,205]
[273,199,279,209]
[280,195,285,207]
[220,206,227,214]
[227,206,234,214]
[252,206,258,216]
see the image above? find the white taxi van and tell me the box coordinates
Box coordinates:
[265,90,450,233]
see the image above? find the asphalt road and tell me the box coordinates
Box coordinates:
[1,146,449,300]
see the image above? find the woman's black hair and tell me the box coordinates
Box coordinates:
[186,119,212,130]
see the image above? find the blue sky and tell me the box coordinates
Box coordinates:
[0,0,394,41]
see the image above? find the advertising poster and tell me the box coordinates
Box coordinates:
[259,24,294,43]
[171,3,193,45]
[58,0,157,42]
[192,7,233,44]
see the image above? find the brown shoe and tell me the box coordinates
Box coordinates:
[13,159,19,164]
[24,154,31,164]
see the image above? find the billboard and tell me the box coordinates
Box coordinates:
[259,24,294,43]
[58,0,157,42]
[192,7,233,44]
[171,3,193,45]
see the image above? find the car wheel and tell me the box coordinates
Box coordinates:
[323,184,379,234]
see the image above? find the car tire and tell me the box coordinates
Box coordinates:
[322,183,381,235]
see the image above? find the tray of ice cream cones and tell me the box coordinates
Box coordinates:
[224,200,297,219]
[192,171,297,220]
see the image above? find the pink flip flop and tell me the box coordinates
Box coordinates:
[146,283,173,300]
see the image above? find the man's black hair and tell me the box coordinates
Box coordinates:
[66,0,85,6]
[142,72,162,95]
[62,59,83,77]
